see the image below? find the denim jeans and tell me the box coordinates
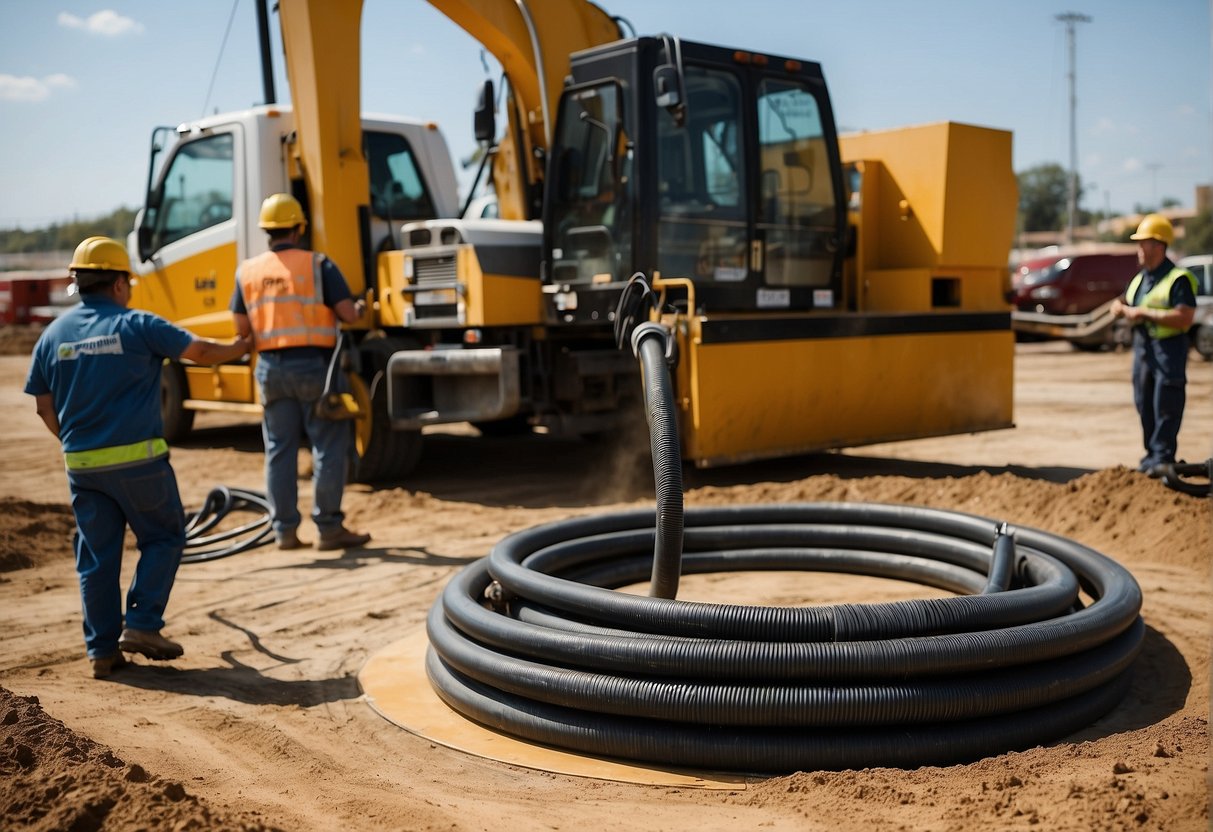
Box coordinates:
[1132,352,1187,466]
[67,458,185,659]
[254,349,352,536]
[1131,333,1189,467]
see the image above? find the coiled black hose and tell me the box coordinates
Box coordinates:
[181,486,273,564]
[423,277,1144,772]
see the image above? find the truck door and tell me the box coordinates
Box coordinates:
[655,65,748,296]
[653,61,842,312]
[754,76,840,299]
[131,126,242,332]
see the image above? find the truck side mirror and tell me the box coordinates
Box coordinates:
[653,65,682,110]
[474,80,496,144]
[137,225,154,262]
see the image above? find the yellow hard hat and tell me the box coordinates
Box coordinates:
[258,193,307,230]
[69,236,132,273]
[1129,213,1174,246]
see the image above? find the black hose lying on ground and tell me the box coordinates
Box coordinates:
[1161,458,1212,498]
[181,486,273,564]
[424,275,1144,772]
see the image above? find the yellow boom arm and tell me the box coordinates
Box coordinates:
[277,0,371,294]
[424,0,621,219]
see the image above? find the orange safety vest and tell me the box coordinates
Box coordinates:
[238,249,337,350]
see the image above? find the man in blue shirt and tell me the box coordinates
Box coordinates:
[25,237,251,678]
[1110,214,1198,477]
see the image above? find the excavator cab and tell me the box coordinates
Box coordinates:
[543,36,846,321]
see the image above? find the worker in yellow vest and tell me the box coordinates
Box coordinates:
[1110,214,1198,477]
[231,194,372,552]
[25,237,251,677]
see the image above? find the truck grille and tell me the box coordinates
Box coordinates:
[415,255,456,283]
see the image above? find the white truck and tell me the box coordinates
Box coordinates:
[128,105,461,477]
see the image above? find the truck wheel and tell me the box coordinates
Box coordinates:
[1109,319,1132,351]
[1192,325,1213,361]
[161,361,195,443]
[349,338,423,483]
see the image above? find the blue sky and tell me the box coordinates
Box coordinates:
[1,0,1210,229]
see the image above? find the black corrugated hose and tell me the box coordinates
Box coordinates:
[1161,458,1212,498]
[181,486,273,564]
[423,275,1145,772]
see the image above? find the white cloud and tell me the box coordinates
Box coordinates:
[57,10,144,36]
[1122,158,1143,173]
[1092,116,1117,134]
[0,73,78,102]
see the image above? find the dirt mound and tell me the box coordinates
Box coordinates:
[0,500,75,574]
[0,324,42,357]
[0,687,281,831]
[688,467,1212,572]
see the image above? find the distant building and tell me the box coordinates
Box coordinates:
[1196,184,1211,213]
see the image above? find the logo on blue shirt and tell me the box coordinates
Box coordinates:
[57,334,123,360]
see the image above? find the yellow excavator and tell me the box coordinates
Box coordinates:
[129,0,1017,481]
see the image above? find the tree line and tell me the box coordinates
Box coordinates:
[1018,162,1213,253]
[3,172,1210,256]
[0,207,138,255]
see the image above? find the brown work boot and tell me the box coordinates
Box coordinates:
[118,628,184,660]
[91,652,127,679]
[316,525,372,551]
[276,528,311,550]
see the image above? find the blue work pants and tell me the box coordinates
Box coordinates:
[1132,336,1188,467]
[254,349,352,536]
[67,458,185,659]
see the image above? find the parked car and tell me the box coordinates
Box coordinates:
[1179,254,1213,360]
[1006,251,1140,315]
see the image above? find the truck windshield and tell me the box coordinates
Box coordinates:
[1023,259,1069,286]
[548,83,631,284]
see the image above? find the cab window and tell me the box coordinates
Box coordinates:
[656,66,747,284]
[365,131,435,221]
[548,83,632,284]
[757,78,837,288]
[148,133,234,250]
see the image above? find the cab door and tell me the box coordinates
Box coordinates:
[131,126,243,335]
[753,75,842,302]
[652,58,843,312]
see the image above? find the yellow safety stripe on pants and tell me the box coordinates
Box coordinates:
[64,438,169,472]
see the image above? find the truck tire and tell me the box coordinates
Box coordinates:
[161,361,195,443]
[1192,325,1213,361]
[349,338,423,483]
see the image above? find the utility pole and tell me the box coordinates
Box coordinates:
[1145,163,1162,209]
[1057,11,1091,244]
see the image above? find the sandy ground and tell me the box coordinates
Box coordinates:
[1,333,1210,831]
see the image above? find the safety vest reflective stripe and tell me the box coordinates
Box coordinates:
[64,438,169,472]
[1126,267,1198,339]
[239,249,337,350]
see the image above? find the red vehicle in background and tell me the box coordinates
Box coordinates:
[1007,249,1140,315]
